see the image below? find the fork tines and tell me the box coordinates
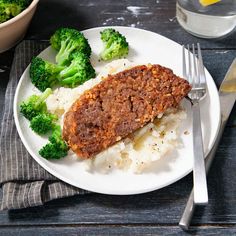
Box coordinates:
[182,43,206,99]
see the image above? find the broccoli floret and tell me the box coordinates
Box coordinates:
[39,125,68,159]
[49,27,61,50]
[30,57,64,92]
[100,28,129,61]
[58,52,96,87]
[50,28,92,66]
[39,143,67,159]
[0,0,32,23]
[29,54,95,90]
[48,125,64,144]
[19,88,52,120]
[30,113,57,135]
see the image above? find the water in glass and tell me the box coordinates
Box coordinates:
[176,0,236,38]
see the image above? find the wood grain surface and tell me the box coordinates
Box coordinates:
[0,0,235,235]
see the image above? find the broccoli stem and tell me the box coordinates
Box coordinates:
[35,88,52,107]
[59,67,79,78]
[56,39,75,66]
[60,74,78,88]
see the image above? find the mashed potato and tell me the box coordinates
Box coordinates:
[46,59,186,173]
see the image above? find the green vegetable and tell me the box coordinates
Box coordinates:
[19,88,52,120]
[100,28,129,61]
[58,52,96,87]
[39,125,68,159]
[30,54,96,91]
[48,125,64,144]
[0,0,32,23]
[30,113,58,135]
[30,57,64,92]
[50,28,92,66]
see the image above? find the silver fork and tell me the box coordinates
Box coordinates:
[183,43,208,205]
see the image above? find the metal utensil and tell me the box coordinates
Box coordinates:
[183,43,208,205]
[179,58,236,230]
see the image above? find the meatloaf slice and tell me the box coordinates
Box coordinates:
[63,64,191,158]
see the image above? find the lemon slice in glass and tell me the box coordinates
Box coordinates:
[199,0,221,7]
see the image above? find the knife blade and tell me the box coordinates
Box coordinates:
[179,58,236,231]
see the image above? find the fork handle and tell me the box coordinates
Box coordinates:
[179,117,225,230]
[192,102,208,205]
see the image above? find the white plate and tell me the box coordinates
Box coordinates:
[14,27,221,195]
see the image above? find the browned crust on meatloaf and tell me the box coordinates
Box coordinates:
[63,64,191,158]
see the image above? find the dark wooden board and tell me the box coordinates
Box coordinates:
[26,0,236,48]
[0,225,236,236]
[0,0,236,234]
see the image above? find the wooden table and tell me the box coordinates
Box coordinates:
[0,0,236,235]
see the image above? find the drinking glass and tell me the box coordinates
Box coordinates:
[176,0,236,38]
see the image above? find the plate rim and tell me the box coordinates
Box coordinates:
[13,26,221,195]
